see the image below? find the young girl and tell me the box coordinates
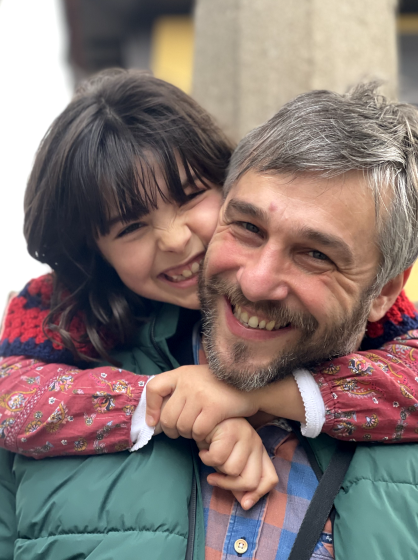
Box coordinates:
[0,69,418,559]
[0,68,280,560]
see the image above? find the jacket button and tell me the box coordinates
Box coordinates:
[234,538,248,554]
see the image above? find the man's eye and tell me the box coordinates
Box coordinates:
[116,222,144,238]
[308,250,329,261]
[241,222,260,234]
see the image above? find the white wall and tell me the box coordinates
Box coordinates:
[0,0,72,309]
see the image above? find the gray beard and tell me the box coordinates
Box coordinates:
[199,273,372,391]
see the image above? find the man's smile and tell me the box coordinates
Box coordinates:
[232,301,292,331]
[224,297,294,341]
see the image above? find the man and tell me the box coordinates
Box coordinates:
[148,83,418,559]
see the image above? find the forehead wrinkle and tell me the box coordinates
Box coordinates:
[225,198,270,224]
[297,226,355,266]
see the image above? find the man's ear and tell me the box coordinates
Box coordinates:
[368,266,413,322]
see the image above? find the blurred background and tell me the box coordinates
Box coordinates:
[0,0,417,310]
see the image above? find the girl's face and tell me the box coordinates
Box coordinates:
[96,163,223,309]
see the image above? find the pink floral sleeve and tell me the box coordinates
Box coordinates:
[0,355,146,457]
[315,330,418,442]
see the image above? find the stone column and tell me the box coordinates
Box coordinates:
[192,0,398,141]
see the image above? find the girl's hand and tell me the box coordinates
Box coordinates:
[146,365,260,441]
[197,417,278,510]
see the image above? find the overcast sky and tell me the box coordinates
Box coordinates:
[0,0,72,309]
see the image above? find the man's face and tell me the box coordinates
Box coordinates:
[199,170,381,390]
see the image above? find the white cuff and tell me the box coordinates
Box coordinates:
[130,376,155,452]
[292,369,325,438]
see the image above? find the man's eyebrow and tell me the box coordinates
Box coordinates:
[224,199,270,224]
[298,227,355,265]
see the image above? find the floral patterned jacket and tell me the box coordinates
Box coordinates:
[0,274,417,457]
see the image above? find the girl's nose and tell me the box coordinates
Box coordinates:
[156,220,192,253]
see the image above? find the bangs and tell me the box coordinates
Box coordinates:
[69,122,213,240]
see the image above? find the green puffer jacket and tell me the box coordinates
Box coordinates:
[308,434,418,559]
[0,302,205,560]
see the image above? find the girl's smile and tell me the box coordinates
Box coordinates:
[158,251,205,285]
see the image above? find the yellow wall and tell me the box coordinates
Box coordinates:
[405,263,418,304]
[151,16,194,94]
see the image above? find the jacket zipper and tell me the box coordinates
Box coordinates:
[185,468,197,560]
[151,316,198,559]
[150,316,173,370]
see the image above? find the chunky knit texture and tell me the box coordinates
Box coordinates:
[0,275,104,364]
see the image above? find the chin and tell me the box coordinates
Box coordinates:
[181,299,201,310]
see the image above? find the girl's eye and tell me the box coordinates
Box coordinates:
[116,222,145,238]
[308,250,329,261]
[185,189,206,202]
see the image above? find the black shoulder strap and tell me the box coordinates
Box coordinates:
[287,420,323,482]
[287,426,356,560]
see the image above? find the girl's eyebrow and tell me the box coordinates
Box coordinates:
[106,210,148,231]
[181,173,199,189]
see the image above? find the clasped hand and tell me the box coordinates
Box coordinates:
[146,365,278,510]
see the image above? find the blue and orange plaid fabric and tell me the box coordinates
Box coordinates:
[193,323,334,560]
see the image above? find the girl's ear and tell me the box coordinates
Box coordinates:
[368,266,413,322]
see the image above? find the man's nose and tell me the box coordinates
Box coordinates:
[156,219,192,253]
[236,247,290,303]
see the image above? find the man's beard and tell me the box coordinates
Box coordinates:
[198,272,372,391]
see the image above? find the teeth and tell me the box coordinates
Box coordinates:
[248,316,259,328]
[233,305,281,332]
[165,258,203,281]
[240,311,249,323]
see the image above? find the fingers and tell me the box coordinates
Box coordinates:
[191,409,223,442]
[206,447,278,511]
[145,373,176,427]
[205,445,262,492]
[161,400,219,441]
[202,436,261,480]
[238,451,278,510]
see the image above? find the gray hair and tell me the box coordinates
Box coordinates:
[225,83,418,291]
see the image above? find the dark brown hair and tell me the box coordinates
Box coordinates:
[24,69,233,363]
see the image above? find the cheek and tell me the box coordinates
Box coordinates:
[205,231,242,276]
[192,193,223,245]
[111,244,154,285]
[299,276,354,325]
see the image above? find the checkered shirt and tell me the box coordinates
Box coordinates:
[193,323,334,560]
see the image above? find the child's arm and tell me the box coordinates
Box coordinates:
[146,326,418,443]
[310,330,418,442]
[0,355,147,456]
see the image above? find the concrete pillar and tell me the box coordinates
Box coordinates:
[192,0,398,141]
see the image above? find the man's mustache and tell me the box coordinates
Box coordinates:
[202,274,319,333]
